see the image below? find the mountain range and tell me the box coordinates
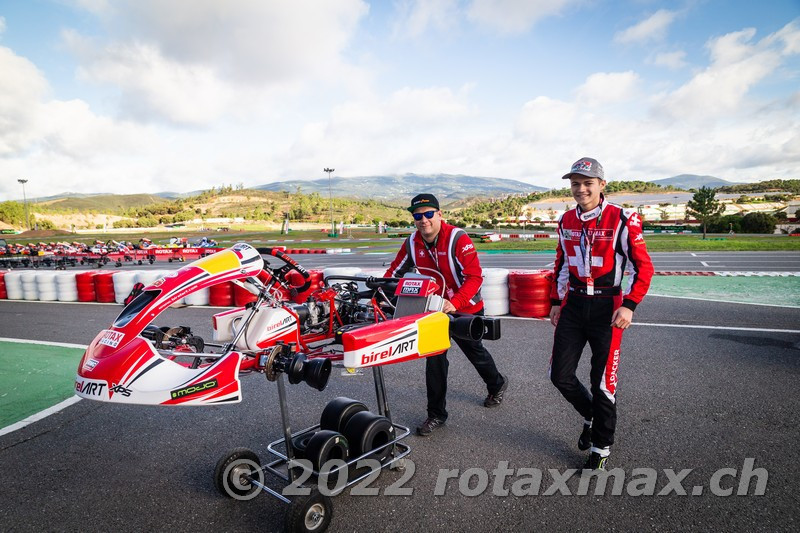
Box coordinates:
[24,173,741,205]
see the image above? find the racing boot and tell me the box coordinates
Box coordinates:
[416,417,445,437]
[584,447,610,471]
[484,375,508,407]
[578,420,592,451]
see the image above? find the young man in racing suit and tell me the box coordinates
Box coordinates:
[385,193,508,437]
[549,157,654,470]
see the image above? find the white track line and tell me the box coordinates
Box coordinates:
[0,338,88,436]
[647,293,800,308]
[0,396,82,437]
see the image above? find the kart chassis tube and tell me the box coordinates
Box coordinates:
[248,365,411,502]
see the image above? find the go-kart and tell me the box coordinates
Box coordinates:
[74,242,500,532]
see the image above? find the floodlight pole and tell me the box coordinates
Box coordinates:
[17,179,30,230]
[324,167,336,237]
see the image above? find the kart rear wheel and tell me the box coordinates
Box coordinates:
[285,488,332,533]
[213,447,262,500]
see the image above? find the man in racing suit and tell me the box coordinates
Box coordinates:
[549,157,654,470]
[385,193,508,437]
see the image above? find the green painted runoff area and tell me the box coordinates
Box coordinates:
[649,276,800,307]
[0,342,84,428]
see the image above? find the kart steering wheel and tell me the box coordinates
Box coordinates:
[256,248,312,294]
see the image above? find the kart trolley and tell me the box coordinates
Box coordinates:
[213,351,411,533]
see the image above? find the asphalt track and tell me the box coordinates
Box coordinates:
[1,272,799,532]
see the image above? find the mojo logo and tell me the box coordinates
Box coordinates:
[361,339,416,366]
[170,379,218,400]
[98,330,125,349]
[110,383,132,397]
[75,378,107,398]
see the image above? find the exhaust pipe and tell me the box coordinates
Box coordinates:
[449,314,485,341]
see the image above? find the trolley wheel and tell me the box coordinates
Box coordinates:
[319,397,368,433]
[80,260,84,265]
[389,457,406,471]
[137,260,142,265]
[149,259,154,264]
[168,258,173,263]
[115,262,122,267]
[213,447,262,499]
[285,488,333,533]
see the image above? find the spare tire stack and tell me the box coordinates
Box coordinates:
[508,269,553,318]
[21,271,39,300]
[76,271,98,302]
[112,271,137,304]
[233,282,258,307]
[0,271,7,299]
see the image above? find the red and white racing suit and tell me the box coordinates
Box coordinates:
[549,196,654,449]
[385,222,504,421]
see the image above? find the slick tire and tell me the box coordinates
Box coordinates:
[342,411,394,463]
[319,397,368,433]
[292,432,317,460]
[303,430,349,474]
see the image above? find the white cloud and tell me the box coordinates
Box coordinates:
[61,0,370,125]
[575,71,640,107]
[649,50,687,69]
[0,47,51,156]
[614,9,677,45]
[0,16,6,35]
[466,0,576,34]
[393,0,460,38]
[656,23,800,120]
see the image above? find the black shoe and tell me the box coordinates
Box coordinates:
[583,452,609,471]
[416,417,445,436]
[578,423,592,451]
[484,375,508,407]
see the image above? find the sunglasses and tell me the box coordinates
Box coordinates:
[412,211,437,221]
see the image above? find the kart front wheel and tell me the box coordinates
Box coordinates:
[285,488,333,533]
[213,447,262,500]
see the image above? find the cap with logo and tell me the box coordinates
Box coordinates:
[562,157,604,180]
[408,193,440,213]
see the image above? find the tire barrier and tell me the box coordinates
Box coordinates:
[76,271,98,302]
[184,286,210,306]
[303,430,349,474]
[342,411,394,463]
[4,271,23,300]
[36,272,59,301]
[94,271,117,303]
[55,271,79,302]
[508,269,553,318]
[209,281,235,307]
[233,281,258,307]
[320,397,369,433]
[112,271,138,304]
[21,271,39,300]
[481,268,510,316]
[0,271,7,299]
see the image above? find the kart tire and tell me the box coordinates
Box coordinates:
[319,397,368,433]
[213,447,262,499]
[285,487,332,533]
[291,432,317,460]
[342,411,394,463]
[303,430,348,474]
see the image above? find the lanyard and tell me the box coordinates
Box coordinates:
[577,205,602,280]
[424,238,440,270]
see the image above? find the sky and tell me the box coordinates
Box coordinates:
[0,0,799,201]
